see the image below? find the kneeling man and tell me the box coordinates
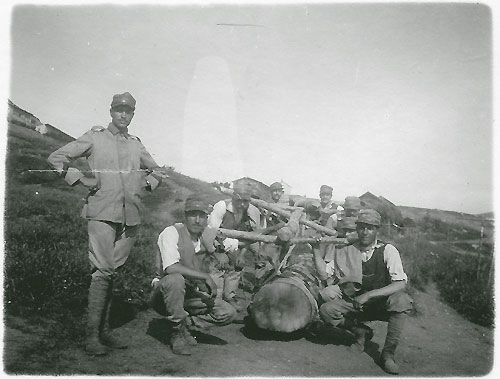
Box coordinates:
[315,209,413,375]
[150,194,236,355]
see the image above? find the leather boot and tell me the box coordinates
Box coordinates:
[181,318,197,346]
[100,285,128,349]
[380,313,407,375]
[349,323,373,353]
[170,319,192,355]
[85,276,110,356]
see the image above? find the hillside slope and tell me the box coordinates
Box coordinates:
[3,120,495,376]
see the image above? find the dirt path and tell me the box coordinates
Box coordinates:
[4,284,494,376]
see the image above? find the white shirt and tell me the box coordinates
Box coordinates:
[325,240,407,282]
[157,225,201,271]
[207,199,265,230]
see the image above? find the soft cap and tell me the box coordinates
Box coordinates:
[111,92,136,109]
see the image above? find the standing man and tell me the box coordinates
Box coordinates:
[150,194,236,355]
[315,209,413,375]
[265,181,288,228]
[318,185,338,227]
[48,92,167,356]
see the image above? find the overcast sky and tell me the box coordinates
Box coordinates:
[5,1,495,214]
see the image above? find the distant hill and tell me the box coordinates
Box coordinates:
[5,100,494,233]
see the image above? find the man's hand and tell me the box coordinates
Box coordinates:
[205,274,218,298]
[151,167,169,180]
[79,177,98,189]
[223,238,239,253]
[353,292,371,310]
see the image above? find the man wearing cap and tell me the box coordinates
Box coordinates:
[265,181,288,227]
[318,185,338,228]
[328,196,362,232]
[315,209,413,375]
[202,187,266,308]
[48,92,167,356]
[150,194,236,355]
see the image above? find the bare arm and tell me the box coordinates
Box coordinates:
[354,280,406,306]
[313,246,329,281]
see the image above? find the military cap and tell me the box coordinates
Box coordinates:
[356,209,381,226]
[111,92,136,109]
[270,182,283,191]
[339,216,358,231]
[232,188,252,201]
[320,185,333,194]
[184,194,210,214]
[344,196,361,210]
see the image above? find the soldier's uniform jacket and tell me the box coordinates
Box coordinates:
[48,123,163,225]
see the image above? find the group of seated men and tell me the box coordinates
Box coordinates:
[149,182,413,375]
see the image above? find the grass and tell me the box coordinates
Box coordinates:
[3,122,495,373]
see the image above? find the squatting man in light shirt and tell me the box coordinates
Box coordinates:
[313,209,413,375]
[150,194,236,356]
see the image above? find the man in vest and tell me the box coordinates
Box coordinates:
[150,194,236,355]
[203,187,266,309]
[47,92,167,356]
[315,209,413,375]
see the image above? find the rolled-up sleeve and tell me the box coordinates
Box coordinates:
[208,200,227,229]
[383,244,408,282]
[157,226,181,270]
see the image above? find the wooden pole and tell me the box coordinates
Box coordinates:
[220,187,338,236]
[217,228,346,245]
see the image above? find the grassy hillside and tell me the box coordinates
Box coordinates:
[3,118,495,369]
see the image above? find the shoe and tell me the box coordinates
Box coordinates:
[85,336,109,356]
[380,356,400,375]
[170,321,192,356]
[180,321,197,346]
[349,325,373,353]
[100,332,128,349]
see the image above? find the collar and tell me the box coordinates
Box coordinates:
[108,122,129,137]
[355,239,384,253]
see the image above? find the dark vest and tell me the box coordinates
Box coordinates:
[220,201,253,232]
[361,243,391,292]
[173,223,203,271]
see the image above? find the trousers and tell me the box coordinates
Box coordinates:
[150,273,236,325]
[88,220,138,279]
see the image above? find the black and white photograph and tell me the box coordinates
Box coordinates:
[2,0,496,376]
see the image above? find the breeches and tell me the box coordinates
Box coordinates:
[88,220,138,280]
[320,290,413,326]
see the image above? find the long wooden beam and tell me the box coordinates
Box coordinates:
[219,187,338,237]
[218,228,346,245]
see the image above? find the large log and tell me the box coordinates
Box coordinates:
[248,252,322,332]
[217,228,346,245]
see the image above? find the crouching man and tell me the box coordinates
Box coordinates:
[150,194,236,355]
[315,209,413,375]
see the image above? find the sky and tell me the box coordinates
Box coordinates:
[3,0,496,214]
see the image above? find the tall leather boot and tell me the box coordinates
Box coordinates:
[380,312,407,375]
[170,318,192,355]
[85,276,110,356]
[100,282,128,349]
